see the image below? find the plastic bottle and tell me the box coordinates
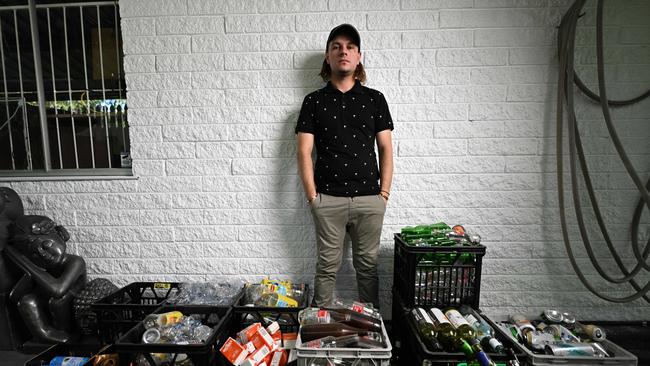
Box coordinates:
[191,324,213,343]
[244,284,270,304]
[303,335,338,348]
[48,357,89,366]
[144,311,184,330]
[427,307,457,351]
[255,292,298,307]
[332,299,381,319]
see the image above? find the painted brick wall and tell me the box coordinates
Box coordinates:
[5,0,650,320]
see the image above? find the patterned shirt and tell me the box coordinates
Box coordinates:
[295,80,394,197]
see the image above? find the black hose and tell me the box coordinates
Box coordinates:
[556,0,650,303]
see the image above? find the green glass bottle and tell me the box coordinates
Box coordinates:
[411,308,444,351]
[458,339,498,366]
[429,222,451,231]
[428,307,457,351]
[444,308,477,342]
[468,338,498,366]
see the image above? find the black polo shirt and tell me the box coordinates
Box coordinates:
[295,80,394,197]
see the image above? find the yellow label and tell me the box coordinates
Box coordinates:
[159,311,184,326]
[262,278,292,288]
[154,282,171,289]
[276,293,298,307]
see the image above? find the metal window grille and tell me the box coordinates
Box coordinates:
[0,1,129,176]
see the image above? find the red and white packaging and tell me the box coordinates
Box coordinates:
[220,337,249,366]
[249,344,271,365]
[244,341,256,354]
[269,349,288,366]
[262,351,273,366]
[266,321,280,336]
[238,323,262,344]
[250,327,275,350]
[240,359,267,366]
[266,322,282,349]
[282,332,298,349]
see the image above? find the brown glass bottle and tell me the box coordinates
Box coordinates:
[300,323,370,342]
[325,308,383,333]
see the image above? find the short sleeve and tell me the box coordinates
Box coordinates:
[295,93,316,134]
[374,92,393,133]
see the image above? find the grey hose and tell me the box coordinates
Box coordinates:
[557,0,650,303]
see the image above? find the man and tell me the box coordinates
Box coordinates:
[295,24,394,307]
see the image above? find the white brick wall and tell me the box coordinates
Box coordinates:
[5,0,650,320]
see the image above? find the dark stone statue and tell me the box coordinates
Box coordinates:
[0,187,24,350]
[5,215,86,343]
[0,187,23,293]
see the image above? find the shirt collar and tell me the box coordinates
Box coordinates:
[323,80,365,94]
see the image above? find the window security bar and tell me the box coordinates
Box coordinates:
[0,0,129,173]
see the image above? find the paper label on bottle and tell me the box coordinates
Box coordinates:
[445,309,470,328]
[417,308,434,325]
[351,302,365,313]
[464,313,479,327]
[429,308,451,325]
[317,309,331,323]
[488,337,503,351]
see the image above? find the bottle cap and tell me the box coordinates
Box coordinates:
[142,328,161,343]
[561,312,576,326]
[542,309,563,323]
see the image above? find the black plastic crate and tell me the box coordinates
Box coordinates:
[233,284,310,334]
[91,282,180,343]
[402,302,525,366]
[24,343,116,366]
[114,305,233,366]
[484,315,638,366]
[393,233,486,309]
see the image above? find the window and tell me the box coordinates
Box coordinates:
[0,0,130,177]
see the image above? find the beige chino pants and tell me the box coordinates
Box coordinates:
[309,193,386,307]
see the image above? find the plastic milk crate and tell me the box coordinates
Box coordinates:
[294,319,392,366]
[391,233,486,363]
[25,344,115,366]
[91,282,181,343]
[233,284,311,334]
[114,305,234,366]
[485,314,638,366]
[401,300,526,366]
[392,233,486,310]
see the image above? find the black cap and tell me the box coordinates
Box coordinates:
[326,23,361,50]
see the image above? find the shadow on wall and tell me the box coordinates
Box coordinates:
[265,52,326,287]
